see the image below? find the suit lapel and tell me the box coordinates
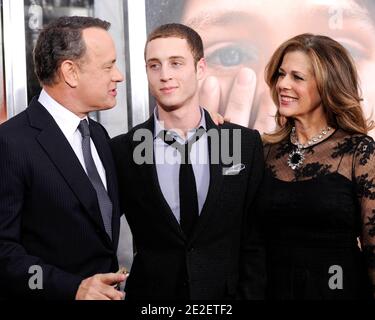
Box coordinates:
[27,98,112,246]
[189,111,224,243]
[135,117,186,241]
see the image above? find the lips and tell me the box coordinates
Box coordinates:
[109,88,117,97]
[279,94,298,105]
[160,86,178,94]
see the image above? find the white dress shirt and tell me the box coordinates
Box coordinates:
[38,89,108,189]
[154,108,210,224]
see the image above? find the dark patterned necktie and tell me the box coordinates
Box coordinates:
[159,127,205,238]
[78,119,112,240]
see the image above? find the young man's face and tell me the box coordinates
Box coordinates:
[145,37,205,112]
[75,27,124,114]
[181,0,375,135]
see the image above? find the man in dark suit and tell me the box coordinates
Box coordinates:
[0,16,126,300]
[111,23,265,300]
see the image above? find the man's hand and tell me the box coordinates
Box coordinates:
[200,67,257,127]
[75,272,127,300]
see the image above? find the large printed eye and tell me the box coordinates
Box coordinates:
[205,43,258,68]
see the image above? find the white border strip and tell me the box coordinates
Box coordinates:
[3,0,28,119]
[127,0,149,126]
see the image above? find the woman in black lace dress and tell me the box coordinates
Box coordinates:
[255,33,375,299]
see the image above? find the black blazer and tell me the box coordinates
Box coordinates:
[0,97,121,299]
[111,111,265,300]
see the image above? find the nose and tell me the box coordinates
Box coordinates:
[160,65,172,82]
[112,65,124,83]
[278,74,292,90]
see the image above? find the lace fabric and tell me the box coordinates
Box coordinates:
[261,128,375,299]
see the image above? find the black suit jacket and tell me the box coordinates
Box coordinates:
[0,97,121,299]
[111,111,265,300]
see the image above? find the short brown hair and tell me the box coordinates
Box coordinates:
[264,33,372,144]
[145,23,204,64]
[34,16,110,86]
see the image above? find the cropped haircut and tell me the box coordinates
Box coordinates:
[34,16,110,86]
[145,23,204,65]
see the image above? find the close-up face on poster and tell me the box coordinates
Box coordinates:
[146,0,375,136]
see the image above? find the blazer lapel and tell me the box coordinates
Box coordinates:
[27,98,111,245]
[135,117,186,241]
[189,111,224,243]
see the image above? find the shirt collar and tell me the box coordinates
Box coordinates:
[153,107,207,143]
[38,89,88,139]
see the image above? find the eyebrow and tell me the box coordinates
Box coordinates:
[147,56,185,63]
[105,59,117,64]
[185,11,262,29]
[315,4,369,16]
[168,56,185,60]
[279,67,308,77]
[308,2,375,32]
[146,58,159,63]
[184,5,375,32]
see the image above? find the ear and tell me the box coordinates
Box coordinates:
[60,60,79,88]
[196,58,206,81]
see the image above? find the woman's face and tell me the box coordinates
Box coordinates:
[276,51,323,122]
[182,0,375,135]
